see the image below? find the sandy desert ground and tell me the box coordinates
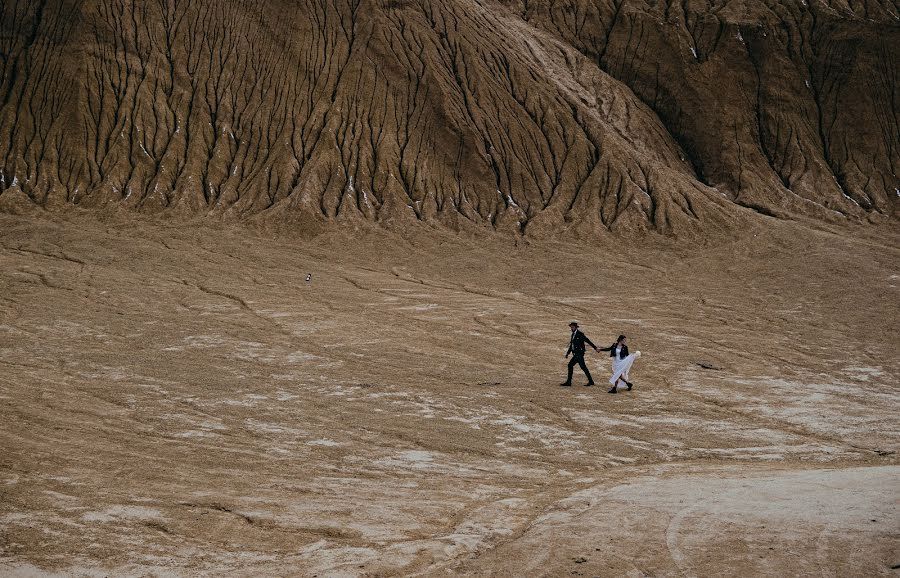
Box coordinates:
[0,211,898,576]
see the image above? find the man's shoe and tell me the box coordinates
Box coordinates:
[559,382,572,387]
[607,387,617,394]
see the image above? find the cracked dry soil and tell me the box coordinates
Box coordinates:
[0,213,898,576]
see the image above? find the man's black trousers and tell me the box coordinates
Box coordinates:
[567,352,594,384]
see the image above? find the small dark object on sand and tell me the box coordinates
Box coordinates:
[697,361,722,370]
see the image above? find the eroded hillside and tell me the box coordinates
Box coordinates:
[0,0,897,235]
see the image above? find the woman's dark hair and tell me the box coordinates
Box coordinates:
[616,334,626,343]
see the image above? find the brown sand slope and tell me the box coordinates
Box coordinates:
[1,0,898,235]
[0,213,897,575]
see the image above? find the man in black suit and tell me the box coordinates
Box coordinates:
[561,321,599,386]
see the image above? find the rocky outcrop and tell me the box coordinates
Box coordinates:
[0,0,897,236]
[511,0,900,220]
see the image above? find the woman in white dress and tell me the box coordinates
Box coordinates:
[599,335,641,394]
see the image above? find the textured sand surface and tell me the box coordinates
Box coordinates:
[0,213,897,575]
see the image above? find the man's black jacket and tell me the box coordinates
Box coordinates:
[566,329,597,357]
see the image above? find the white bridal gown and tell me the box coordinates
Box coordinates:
[609,347,641,387]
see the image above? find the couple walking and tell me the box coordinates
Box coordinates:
[561,322,640,394]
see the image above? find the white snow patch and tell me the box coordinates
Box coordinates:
[842,192,861,206]
[43,490,78,502]
[82,506,162,523]
[401,450,433,462]
[286,351,321,363]
[220,394,268,407]
[399,303,440,312]
[306,438,341,447]
[173,430,219,438]
[245,419,286,434]
[842,365,884,381]
[443,416,482,429]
